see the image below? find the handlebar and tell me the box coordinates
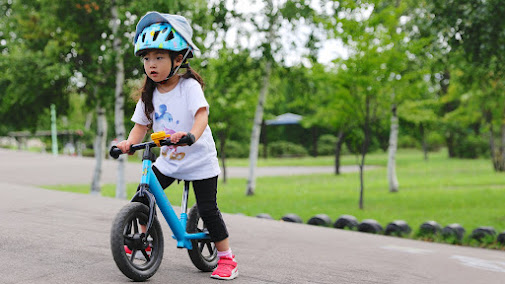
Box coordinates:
[109,134,194,160]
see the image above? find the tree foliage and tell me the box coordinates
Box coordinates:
[2,0,505,195]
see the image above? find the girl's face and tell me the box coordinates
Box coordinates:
[142,50,178,82]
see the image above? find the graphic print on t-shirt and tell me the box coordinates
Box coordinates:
[155,104,185,160]
[155,104,174,131]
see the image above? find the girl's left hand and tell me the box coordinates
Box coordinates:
[170,131,188,145]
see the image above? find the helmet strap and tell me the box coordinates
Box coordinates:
[157,48,192,85]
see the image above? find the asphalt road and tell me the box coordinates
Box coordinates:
[1,148,505,284]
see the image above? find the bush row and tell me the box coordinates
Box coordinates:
[219,140,309,158]
[219,135,341,158]
[220,131,490,159]
[216,133,446,158]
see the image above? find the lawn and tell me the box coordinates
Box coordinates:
[47,148,505,247]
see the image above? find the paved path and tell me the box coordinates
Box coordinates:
[1,148,505,284]
[0,148,369,186]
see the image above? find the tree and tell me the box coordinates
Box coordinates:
[0,1,74,131]
[342,52,390,209]
[305,63,355,174]
[202,48,261,183]
[243,0,327,195]
[245,0,276,196]
[110,1,127,198]
[423,0,505,170]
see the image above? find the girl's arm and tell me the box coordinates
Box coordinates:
[170,107,208,144]
[116,123,149,153]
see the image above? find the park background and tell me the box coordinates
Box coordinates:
[1,0,505,248]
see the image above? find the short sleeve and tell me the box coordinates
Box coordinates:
[131,99,151,126]
[185,80,209,117]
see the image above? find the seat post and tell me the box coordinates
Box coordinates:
[181,181,190,214]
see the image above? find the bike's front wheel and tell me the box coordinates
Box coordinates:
[110,202,164,281]
[187,204,218,271]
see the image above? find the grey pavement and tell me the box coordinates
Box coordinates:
[0,148,365,186]
[1,148,505,284]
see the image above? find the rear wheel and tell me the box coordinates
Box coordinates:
[110,202,164,281]
[186,204,218,271]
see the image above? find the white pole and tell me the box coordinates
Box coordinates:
[51,104,58,156]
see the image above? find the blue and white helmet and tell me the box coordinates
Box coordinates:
[134,12,199,57]
[134,22,190,56]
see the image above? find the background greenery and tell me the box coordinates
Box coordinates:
[46,148,505,248]
[2,0,505,168]
[3,0,505,249]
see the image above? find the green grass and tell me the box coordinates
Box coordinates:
[125,149,385,167]
[46,148,505,249]
[220,152,388,167]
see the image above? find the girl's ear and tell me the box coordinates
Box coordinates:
[174,54,184,66]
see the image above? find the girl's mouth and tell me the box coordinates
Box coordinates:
[150,71,158,75]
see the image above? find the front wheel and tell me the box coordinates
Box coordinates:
[110,202,164,281]
[187,204,218,271]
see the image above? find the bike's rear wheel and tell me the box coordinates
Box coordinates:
[110,202,164,281]
[187,204,218,271]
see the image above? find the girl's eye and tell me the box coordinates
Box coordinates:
[157,57,163,60]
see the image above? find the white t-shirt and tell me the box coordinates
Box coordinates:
[131,77,221,181]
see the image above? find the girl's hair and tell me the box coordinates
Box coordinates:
[133,50,205,128]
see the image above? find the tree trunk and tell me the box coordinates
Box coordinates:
[488,120,499,171]
[359,96,371,210]
[387,104,399,192]
[440,69,456,158]
[111,3,126,199]
[334,129,345,175]
[219,131,227,184]
[91,105,107,195]
[312,127,318,157]
[261,120,268,158]
[84,111,93,130]
[499,121,505,171]
[246,61,272,196]
[486,110,500,171]
[420,123,428,161]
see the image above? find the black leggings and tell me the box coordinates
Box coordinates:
[152,166,229,242]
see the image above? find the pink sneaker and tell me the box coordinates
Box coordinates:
[211,255,238,280]
[124,245,151,255]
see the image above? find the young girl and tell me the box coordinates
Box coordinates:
[116,11,238,280]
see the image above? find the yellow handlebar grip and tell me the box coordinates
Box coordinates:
[151,131,170,147]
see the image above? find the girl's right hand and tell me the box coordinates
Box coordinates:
[115,140,133,154]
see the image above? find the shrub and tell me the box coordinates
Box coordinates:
[426,132,445,151]
[219,140,249,158]
[317,134,337,156]
[398,135,418,149]
[452,135,489,159]
[269,141,308,157]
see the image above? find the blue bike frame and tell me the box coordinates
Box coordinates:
[132,144,209,250]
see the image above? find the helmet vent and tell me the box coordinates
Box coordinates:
[153,30,160,41]
[166,31,174,41]
[142,32,146,43]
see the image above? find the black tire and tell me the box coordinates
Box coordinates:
[307,214,332,226]
[333,215,359,230]
[281,213,303,223]
[186,204,218,272]
[110,202,164,281]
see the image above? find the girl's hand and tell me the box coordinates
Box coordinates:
[116,140,133,154]
[170,131,188,145]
